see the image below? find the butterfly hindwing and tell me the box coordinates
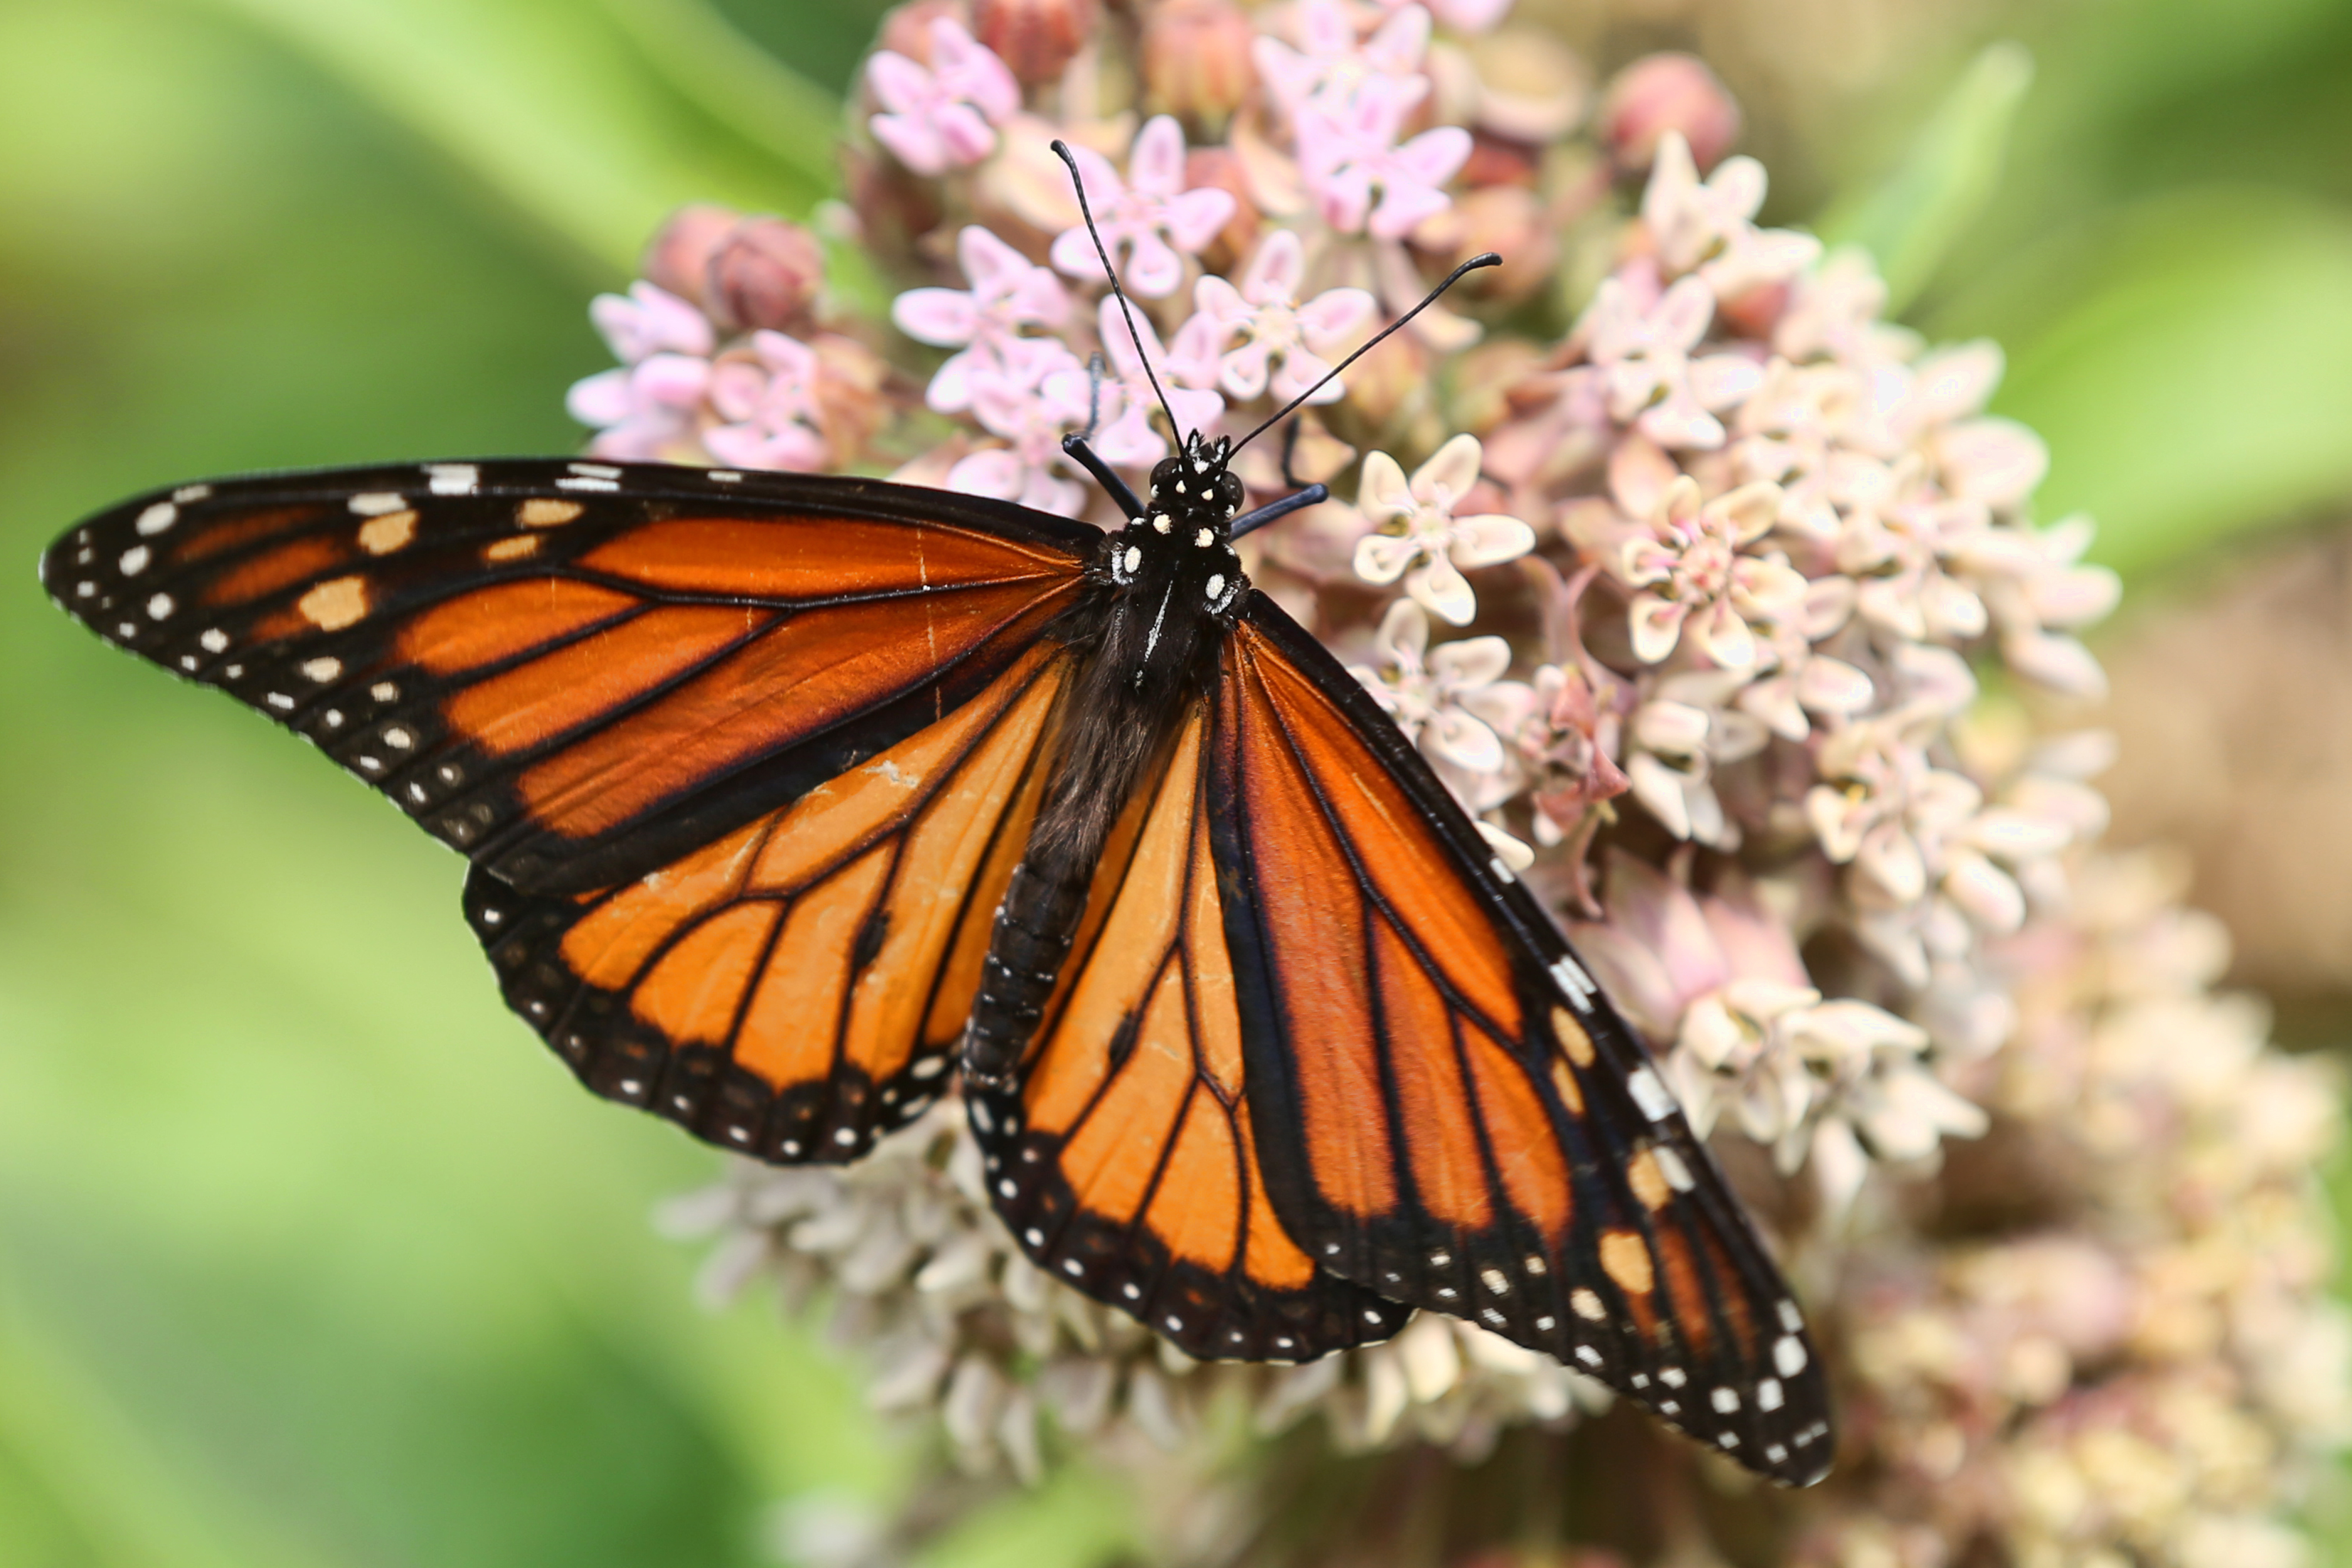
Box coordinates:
[465,642,1071,1161]
[1211,603,1835,1483]
[970,700,1408,1360]
[40,460,1094,897]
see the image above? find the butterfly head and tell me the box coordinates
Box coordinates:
[1102,430,1247,617]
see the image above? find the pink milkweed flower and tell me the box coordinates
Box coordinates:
[702,331,829,473]
[891,225,1073,415]
[1349,597,1532,813]
[1616,474,1808,669]
[566,282,716,461]
[567,355,711,462]
[1254,1,1432,118]
[1576,261,1763,449]
[1294,77,1471,239]
[1048,116,1236,299]
[1352,434,1534,625]
[1088,296,1225,469]
[589,280,717,363]
[1190,229,1376,405]
[1374,0,1512,35]
[951,342,1094,515]
[1640,131,1822,300]
[867,18,1022,177]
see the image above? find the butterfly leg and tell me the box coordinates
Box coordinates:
[1061,433,1145,521]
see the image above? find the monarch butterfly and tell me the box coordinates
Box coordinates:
[38,155,1833,1485]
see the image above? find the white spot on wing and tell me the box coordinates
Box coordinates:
[136,503,177,536]
[425,464,479,494]
[146,593,173,620]
[1627,1065,1676,1121]
[119,545,150,576]
[1774,1335,1808,1376]
[348,492,406,516]
[1551,954,1596,1002]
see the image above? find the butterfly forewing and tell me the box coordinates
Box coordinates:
[1211,605,1835,1485]
[968,699,1408,1359]
[39,461,1094,896]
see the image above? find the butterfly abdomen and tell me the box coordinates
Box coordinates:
[964,861,1088,1088]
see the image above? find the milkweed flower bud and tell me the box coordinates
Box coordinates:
[1142,0,1258,131]
[1599,52,1742,172]
[706,217,827,335]
[972,0,1098,85]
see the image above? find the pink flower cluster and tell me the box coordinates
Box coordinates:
[559,5,2343,1562]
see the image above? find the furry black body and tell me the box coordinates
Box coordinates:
[958,434,1254,1088]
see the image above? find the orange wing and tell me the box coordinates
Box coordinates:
[1211,606,1834,1483]
[41,460,1093,896]
[968,701,1408,1360]
[45,460,1099,1161]
[469,643,1067,1161]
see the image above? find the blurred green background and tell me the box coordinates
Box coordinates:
[2,0,2350,1563]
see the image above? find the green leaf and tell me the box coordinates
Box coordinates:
[1819,42,2035,313]
[1933,187,2352,576]
[168,0,843,272]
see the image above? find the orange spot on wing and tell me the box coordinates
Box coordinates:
[447,604,759,763]
[400,579,639,676]
[578,517,1079,599]
[206,536,348,607]
[632,901,780,1047]
[734,845,895,1089]
[357,510,417,554]
[1142,1095,1242,1271]
[1599,1228,1654,1296]
[297,577,369,632]
[1552,1004,1595,1068]
[1055,964,1194,1223]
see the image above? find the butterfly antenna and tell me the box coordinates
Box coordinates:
[1051,139,1185,442]
[1230,252,1502,456]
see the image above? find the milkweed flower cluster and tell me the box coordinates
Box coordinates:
[563,3,2347,1561]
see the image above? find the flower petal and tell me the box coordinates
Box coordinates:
[1446,513,1535,568]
